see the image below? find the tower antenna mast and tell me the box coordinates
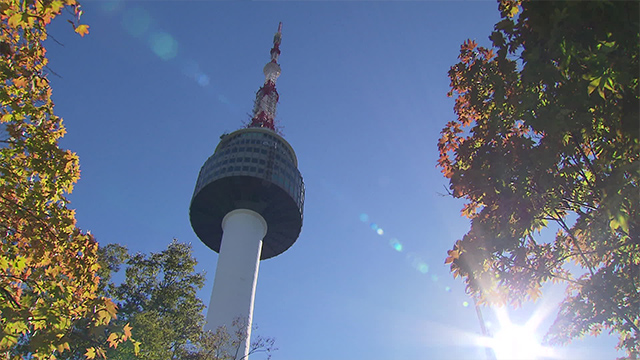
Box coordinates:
[248,22,283,131]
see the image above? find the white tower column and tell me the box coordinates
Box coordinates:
[206,209,267,358]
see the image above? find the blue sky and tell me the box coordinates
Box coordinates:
[47,2,620,359]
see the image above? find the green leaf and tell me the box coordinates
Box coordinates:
[588,77,601,95]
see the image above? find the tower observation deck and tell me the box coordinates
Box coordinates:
[189,23,304,358]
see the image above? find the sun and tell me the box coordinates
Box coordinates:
[492,322,546,360]
[477,307,556,360]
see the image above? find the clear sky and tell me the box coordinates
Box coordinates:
[46,2,620,359]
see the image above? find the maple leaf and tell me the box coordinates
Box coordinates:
[85,347,96,359]
[106,333,119,348]
[8,13,22,28]
[50,0,64,14]
[75,24,89,37]
[123,323,132,340]
[13,77,28,88]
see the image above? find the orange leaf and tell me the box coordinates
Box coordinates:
[107,333,119,348]
[123,323,132,340]
[14,77,28,88]
[75,24,89,37]
[445,249,459,264]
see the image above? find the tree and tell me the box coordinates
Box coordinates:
[183,318,276,360]
[0,1,129,358]
[70,241,275,360]
[103,241,206,359]
[439,0,638,357]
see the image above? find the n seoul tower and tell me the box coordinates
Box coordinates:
[189,23,304,358]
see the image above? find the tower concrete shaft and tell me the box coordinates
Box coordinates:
[206,209,267,356]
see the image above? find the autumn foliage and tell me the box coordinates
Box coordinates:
[440,0,638,356]
[0,1,131,358]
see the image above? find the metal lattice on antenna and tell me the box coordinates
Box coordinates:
[248,22,283,131]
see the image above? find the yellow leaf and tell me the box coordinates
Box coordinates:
[85,347,96,359]
[8,13,22,28]
[50,0,64,13]
[96,309,109,324]
[509,5,520,18]
[56,341,70,353]
[104,299,118,317]
[75,24,89,37]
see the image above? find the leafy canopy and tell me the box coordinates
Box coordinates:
[439,0,638,356]
[70,241,276,360]
[0,1,135,358]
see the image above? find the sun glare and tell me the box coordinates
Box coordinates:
[477,308,555,360]
[492,322,544,360]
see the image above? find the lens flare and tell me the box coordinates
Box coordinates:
[149,31,178,60]
[217,94,230,104]
[389,238,403,252]
[418,263,429,274]
[101,0,123,13]
[376,228,384,235]
[121,7,151,38]
[359,213,369,222]
[197,74,210,87]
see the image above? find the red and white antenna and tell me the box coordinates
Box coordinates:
[247,22,283,131]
